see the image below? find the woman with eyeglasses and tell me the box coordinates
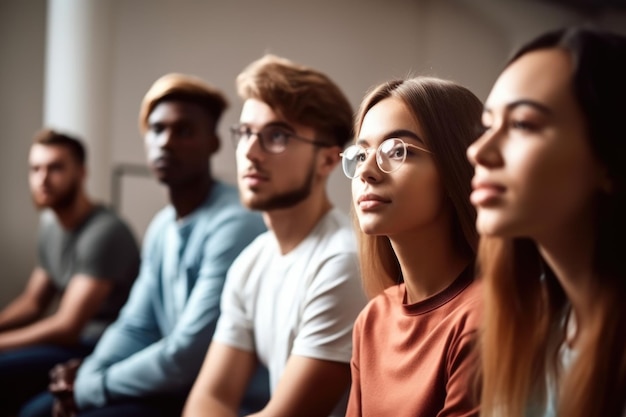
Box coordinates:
[343,77,483,417]
[467,27,626,417]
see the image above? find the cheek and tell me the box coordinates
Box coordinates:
[403,168,444,215]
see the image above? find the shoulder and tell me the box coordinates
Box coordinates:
[77,206,137,245]
[359,285,402,321]
[198,181,264,228]
[309,208,357,256]
[445,278,483,340]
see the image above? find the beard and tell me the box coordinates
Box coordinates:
[246,160,316,211]
[32,179,81,211]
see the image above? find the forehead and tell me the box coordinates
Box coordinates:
[239,98,282,125]
[29,144,73,165]
[358,97,423,143]
[239,98,317,139]
[148,100,210,125]
[486,48,574,110]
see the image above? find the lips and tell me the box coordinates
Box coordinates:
[241,168,269,187]
[357,193,391,211]
[151,156,174,170]
[470,178,506,206]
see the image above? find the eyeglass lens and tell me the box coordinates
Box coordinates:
[232,125,292,154]
[341,138,409,178]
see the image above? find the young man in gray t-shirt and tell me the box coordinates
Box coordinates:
[0,130,140,417]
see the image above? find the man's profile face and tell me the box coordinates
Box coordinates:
[235,98,320,211]
[144,100,218,187]
[29,144,83,210]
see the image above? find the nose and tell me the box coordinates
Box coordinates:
[31,167,48,187]
[240,132,264,161]
[467,127,504,168]
[356,148,382,183]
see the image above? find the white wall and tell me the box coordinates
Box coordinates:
[1,0,625,307]
[0,0,46,306]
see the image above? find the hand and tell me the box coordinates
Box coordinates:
[49,358,83,417]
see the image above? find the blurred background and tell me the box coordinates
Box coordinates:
[1,0,625,307]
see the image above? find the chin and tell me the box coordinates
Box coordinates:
[358,219,385,236]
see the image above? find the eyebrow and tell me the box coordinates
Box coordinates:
[240,120,296,131]
[357,129,425,146]
[484,99,553,116]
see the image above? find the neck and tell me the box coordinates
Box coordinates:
[536,215,597,333]
[263,187,332,255]
[390,214,471,304]
[53,192,95,230]
[168,175,214,219]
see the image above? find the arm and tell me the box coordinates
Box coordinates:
[74,212,263,409]
[345,316,363,417]
[258,253,364,417]
[437,322,481,417]
[0,267,55,332]
[183,341,258,417]
[250,356,350,417]
[0,273,113,351]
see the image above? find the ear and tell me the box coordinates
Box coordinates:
[316,145,341,177]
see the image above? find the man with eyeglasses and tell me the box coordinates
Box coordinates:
[183,55,367,417]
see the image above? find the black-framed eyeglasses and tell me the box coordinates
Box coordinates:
[230,124,332,154]
[340,138,432,179]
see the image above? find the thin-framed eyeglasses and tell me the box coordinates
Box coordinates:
[230,123,333,154]
[340,138,432,179]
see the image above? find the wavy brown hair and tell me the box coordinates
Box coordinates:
[353,77,483,298]
[479,27,626,417]
[236,54,353,148]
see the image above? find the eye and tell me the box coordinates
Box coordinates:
[382,143,406,160]
[510,119,538,132]
[264,128,290,145]
[355,149,368,162]
[149,123,165,134]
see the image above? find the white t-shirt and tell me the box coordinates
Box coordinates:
[214,208,367,417]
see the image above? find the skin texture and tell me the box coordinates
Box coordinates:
[235,98,319,212]
[29,144,83,211]
[352,97,444,239]
[467,48,605,243]
[145,100,217,187]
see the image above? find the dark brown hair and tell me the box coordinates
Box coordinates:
[33,128,86,165]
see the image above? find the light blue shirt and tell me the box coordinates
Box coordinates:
[74,181,266,409]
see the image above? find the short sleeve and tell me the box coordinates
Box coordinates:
[291,252,366,363]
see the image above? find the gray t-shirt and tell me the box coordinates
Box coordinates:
[38,205,140,341]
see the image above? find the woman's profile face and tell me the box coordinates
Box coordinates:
[351,97,445,237]
[467,48,606,240]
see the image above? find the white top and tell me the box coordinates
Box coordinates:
[214,208,367,417]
